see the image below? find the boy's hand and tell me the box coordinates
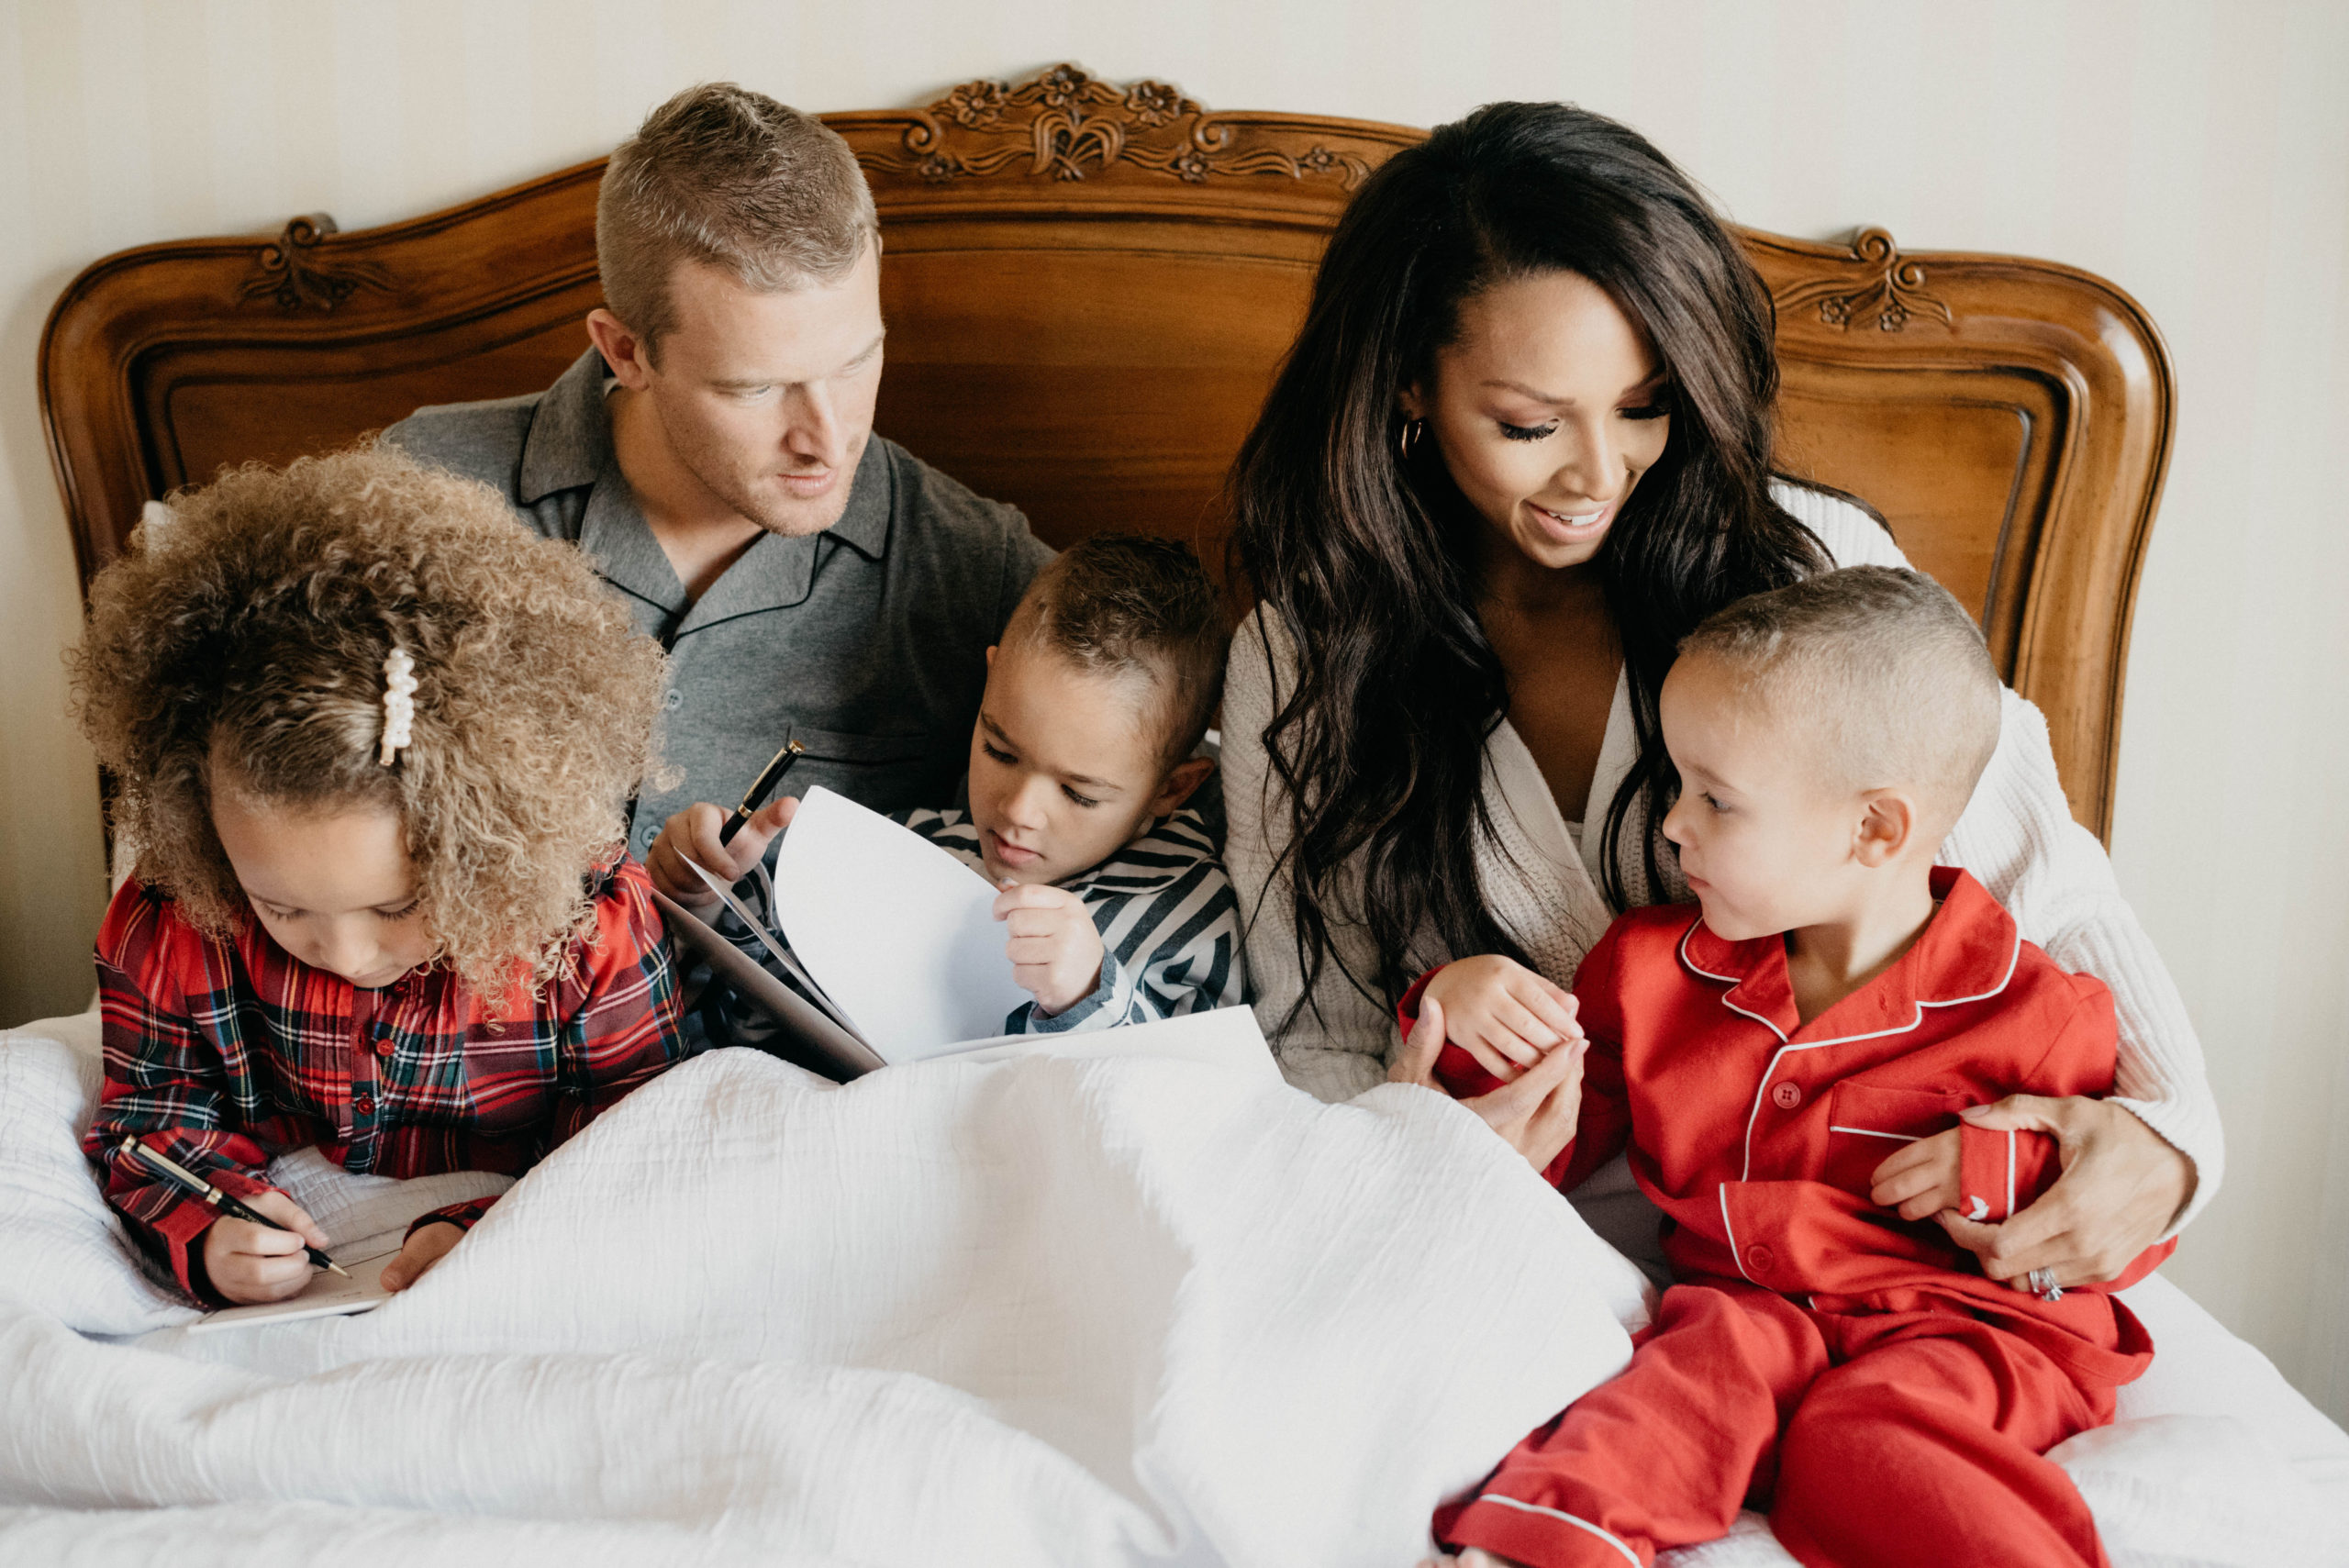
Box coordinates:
[1419,955,1584,1082]
[200,1189,330,1305]
[1869,1127,1963,1220]
[1392,995,1586,1173]
[379,1220,462,1293]
[992,883,1104,1016]
[645,796,798,907]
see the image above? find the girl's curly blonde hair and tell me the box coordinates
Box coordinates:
[69,446,670,994]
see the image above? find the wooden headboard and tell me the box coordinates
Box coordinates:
[39,65,2172,840]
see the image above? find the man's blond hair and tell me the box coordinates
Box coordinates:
[1679,565,2003,826]
[596,83,879,360]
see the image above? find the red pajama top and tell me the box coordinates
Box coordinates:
[1420,867,2169,1383]
[84,859,688,1301]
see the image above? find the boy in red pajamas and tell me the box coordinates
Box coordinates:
[1405,567,2171,1568]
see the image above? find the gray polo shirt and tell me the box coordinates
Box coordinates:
[386,349,1052,856]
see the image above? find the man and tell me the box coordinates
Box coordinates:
[388,83,1052,855]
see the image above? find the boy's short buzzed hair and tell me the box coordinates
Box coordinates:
[1006,536,1227,771]
[1679,565,2002,821]
[597,82,879,361]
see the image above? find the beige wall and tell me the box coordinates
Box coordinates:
[2,0,2344,1422]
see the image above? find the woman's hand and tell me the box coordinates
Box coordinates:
[1391,995,1586,1173]
[645,796,798,907]
[1932,1095,2194,1291]
[993,883,1105,1015]
[200,1189,331,1304]
[1419,955,1584,1083]
[379,1220,463,1293]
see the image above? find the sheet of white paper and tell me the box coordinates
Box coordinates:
[680,859,858,1034]
[772,787,1034,1062]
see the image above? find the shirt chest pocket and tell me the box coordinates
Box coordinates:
[1824,1081,1965,1195]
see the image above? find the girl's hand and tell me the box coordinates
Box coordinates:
[1868,1127,1963,1220]
[1419,955,1584,1082]
[201,1189,330,1305]
[1933,1095,2193,1293]
[379,1220,462,1293]
[993,883,1105,1015]
[1392,995,1586,1173]
[645,796,798,907]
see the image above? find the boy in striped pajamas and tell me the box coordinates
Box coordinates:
[651,536,1245,1040]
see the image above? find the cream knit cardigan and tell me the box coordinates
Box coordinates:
[1223,484,2223,1232]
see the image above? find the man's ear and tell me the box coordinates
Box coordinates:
[1149,756,1217,817]
[585,308,654,390]
[1853,789,1918,869]
[985,644,996,670]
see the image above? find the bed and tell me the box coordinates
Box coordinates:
[17,64,2345,1566]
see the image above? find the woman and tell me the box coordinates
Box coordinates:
[1221,102,2216,1296]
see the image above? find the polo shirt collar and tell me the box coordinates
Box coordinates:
[1676,866,2021,1041]
[518,349,614,505]
[673,438,896,635]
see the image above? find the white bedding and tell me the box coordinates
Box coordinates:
[2,1011,2342,1567]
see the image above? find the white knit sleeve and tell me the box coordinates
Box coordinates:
[1944,694,2223,1231]
[1223,611,1399,1103]
[1776,481,2225,1229]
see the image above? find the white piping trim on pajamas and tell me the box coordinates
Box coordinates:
[1677,917,2027,1182]
[1827,1125,1918,1141]
[1474,1494,1642,1568]
[1720,1184,1754,1283]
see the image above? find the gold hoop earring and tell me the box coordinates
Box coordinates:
[1397,418,1426,462]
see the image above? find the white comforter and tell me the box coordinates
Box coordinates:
[2,1013,2342,1567]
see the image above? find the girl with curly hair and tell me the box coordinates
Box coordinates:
[72,446,690,1307]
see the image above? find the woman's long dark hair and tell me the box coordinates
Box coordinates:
[1229,101,1828,1023]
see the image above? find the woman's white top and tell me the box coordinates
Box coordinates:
[1222,483,2223,1233]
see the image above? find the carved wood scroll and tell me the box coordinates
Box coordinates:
[239,214,395,313]
[856,63,1375,190]
[1771,228,1954,333]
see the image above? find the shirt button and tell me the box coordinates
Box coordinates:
[1745,1243,1776,1273]
[662,688,683,711]
[353,1093,376,1118]
[637,823,659,851]
[1770,1081,1803,1110]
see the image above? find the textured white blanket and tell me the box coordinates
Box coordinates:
[0,1016,1653,1566]
[6,1014,2341,1567]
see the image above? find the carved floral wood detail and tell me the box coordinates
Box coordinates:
[239,214,395,312]
[859,63,1374,188]
[1772,228,1954,333]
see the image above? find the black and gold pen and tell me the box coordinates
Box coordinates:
[718,739,807,846]
[117,1134,350,1278]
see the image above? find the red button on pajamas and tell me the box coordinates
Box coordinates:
[1415,869,2172,1568]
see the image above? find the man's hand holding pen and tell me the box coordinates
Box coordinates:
[648,795,800,909]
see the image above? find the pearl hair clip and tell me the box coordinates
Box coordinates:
[378,649,417,767]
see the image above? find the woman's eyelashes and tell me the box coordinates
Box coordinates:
[1493,403,1670,441]
[982,740,1017,766]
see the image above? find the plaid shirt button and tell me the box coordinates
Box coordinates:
[353,1093,375,1118]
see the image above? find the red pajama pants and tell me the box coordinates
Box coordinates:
[1435,1281,2118,1568]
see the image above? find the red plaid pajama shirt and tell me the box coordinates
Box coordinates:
[83,858,689,1302]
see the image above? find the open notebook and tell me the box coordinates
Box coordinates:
[658,786,1275,1084]
[189,1229,405,1332]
